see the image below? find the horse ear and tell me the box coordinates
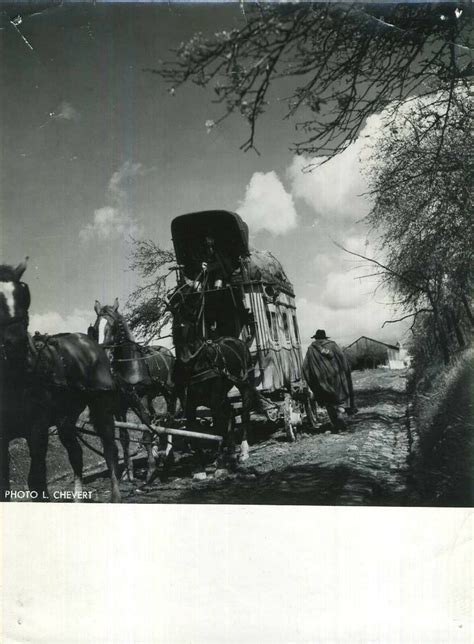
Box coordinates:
[94,300,102,315]
[14,257,28,280]
[113,297,119,311]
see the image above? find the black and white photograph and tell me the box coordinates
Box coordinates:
[1,0,472,509]
[2,2,474,643]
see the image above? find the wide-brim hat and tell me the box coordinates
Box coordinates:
[311,329,328,339]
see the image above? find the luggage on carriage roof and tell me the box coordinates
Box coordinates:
[237,248,294,296]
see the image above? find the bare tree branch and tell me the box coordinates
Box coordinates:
[382,309,433,327]
[152,3,472,158]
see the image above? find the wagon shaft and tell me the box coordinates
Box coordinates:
[80,420,223,443]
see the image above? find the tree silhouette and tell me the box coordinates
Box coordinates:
[126,238,176,343]
[155,2,472,158]
[360,87,473,363]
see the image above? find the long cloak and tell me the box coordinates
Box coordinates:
[302,339,354,407]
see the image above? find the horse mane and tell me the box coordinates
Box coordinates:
[0,265,20,281]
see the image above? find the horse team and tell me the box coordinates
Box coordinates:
[0,259,258,502]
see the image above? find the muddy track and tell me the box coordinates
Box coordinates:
[41,368,413,505]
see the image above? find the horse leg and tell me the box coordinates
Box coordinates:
[326,405,346,433]
[214,398,234,467]
[27,425,50,501]
[25,392,53,500]
[125,391,156,484]
[144,392,167,482]
[146,393,156,420]
[117,399,134,482]
[119,426,134,482]
[163,391,176,470]
[186,391,205,475]
[0,436,11,501]
[142,428,156,484]
[57,416,84,500]
[238,386,252,462]
[90,399,121,503]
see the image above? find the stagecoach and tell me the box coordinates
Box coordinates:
[78,210,318,485]
[0,213,320,500]
[170,210,318,439]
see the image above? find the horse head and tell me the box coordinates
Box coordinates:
[0,258,30,372]
[91,297,122,348]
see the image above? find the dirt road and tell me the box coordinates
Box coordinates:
[48,367,412,505]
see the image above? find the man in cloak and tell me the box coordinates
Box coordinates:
[303,329,357,431]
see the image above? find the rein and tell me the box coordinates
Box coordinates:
[104,329,172,373]
[178,340,209,364]
[113,349,171,366]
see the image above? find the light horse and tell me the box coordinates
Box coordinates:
[169,285,256,465]
[90,299,177,482]
[0,260,121,502]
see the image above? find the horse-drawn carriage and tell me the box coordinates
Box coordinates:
[0,210,318,501]
[87,210,318,477]
[169,209,318,440]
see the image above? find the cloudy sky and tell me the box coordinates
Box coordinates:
[0,2,409,349]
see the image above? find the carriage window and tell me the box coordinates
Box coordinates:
[292,314,300,343]
[266,310,272,340]
[282,312,290,342]
[270,311,279,343]
[266,308,279,343]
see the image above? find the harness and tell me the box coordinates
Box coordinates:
[25,333,82,390]
[27,333,55,378]
[93,310,175,429]
[101,332,173,388]
[184,339,252,387]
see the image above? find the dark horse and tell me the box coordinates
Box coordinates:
[169,285,256,464]
[0,260,121,502]
[90,299,177,482]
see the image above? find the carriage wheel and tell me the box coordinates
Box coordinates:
[304,393,319,429]
[265,406,279,423]
[283,394,296,442]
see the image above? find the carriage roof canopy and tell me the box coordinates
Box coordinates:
[171,210,249,279]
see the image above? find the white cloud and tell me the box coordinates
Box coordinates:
[237,171,298,235]
[287,114,382,223]
[80,206,142,242]
[288,149,367,221]
[80,161,146,242]
[30,309,93,335]
[297,254,411,349]
[320,271,375,311]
